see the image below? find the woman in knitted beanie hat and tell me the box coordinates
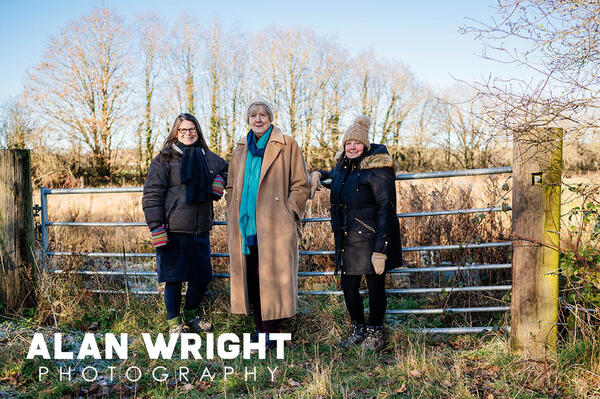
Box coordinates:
[341,115,371,151]
[226,98,310,350]
[309,115,402,352]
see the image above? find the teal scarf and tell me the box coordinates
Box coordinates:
[239,125,273,255]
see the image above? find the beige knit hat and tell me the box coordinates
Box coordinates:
[342,115,371,150]
[245,98,274,124]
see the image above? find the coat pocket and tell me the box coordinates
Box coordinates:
[347,217,375,241]
[165,198,180,222]
[279,200,296,224]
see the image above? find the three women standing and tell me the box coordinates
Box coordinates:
[311,116,402,351]
[142,113,228,333]
[142,108,399,354]
[225,99,310,347]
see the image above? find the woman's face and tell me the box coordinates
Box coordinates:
[344,140,364,159]
[248,106,271,135]
[177,120,198,145]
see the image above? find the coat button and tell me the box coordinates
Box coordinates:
[275,197,279,201]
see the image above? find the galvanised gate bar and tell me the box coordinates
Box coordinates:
[39,166,513,334]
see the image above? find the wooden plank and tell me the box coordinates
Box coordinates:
[0,149,36,311]
[511,128,562,360]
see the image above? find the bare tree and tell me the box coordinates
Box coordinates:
[167,14,201,115]
[252,33,282,123]
[0,97,32,149]
[222,32,250,158]
[464,1,600,137]
[315,41,352,160]
[297,34,333,164]
[26,8,131,177]
[19,13,442,178]
[135,13,167,172]
[201,20,227,154]
[266,28,316,142]
[378,63,421,147]
[353,52,385,140]
[406,92,439,170]
[438,87,496,169]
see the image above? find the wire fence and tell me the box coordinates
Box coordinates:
[39,166,513,334]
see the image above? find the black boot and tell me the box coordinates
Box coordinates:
[361,325,385,351]
[339,321,365,349]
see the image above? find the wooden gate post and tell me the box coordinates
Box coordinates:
[511,127,562,360]
[0,149,36,311]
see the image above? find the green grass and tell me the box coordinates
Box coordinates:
[1,293,599,398]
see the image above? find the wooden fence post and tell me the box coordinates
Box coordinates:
[0,149,36,311]
[511,127,563,360]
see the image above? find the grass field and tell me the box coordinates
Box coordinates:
[1,295,599,398]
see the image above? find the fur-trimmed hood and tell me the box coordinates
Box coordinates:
[334,143,400,173]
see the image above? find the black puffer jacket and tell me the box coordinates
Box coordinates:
[321,144,402,275]
[142,144,228,233]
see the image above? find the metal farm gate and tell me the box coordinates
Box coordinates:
[38,166,513,334]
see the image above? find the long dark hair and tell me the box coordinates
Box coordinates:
[161,113,209,151]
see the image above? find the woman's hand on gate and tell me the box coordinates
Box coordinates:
[309,171,322,199]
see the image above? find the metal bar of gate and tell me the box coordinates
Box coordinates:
[45,187,143,195]
[395,166,512,181]
[303,285,512,295]
[383,306,510,314]
[40,187,49,271]
[46,206,510,227]
[41,167,513,197]
[412,326,510,334]
[85,287,512,296]
[50,263,512,277]
[45,241,512,258]
[83,288,513,334]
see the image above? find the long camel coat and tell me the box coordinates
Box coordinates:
[225,126,309,321]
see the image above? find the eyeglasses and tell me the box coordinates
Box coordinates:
[178,128,197,135]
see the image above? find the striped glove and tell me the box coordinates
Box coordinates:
[211,174,226,200]
[151,225,168,248]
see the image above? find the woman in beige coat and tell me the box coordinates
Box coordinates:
[225,98,309,348]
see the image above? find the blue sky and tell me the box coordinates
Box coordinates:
[0,0,516,103]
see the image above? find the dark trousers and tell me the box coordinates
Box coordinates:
[164,280,209,320]
[246,246,284,333]
[341,273,386,326]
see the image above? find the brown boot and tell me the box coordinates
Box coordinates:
[167,316,188,334]
[186,315,213,332]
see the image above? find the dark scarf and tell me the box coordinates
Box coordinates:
[247,124,273,157]
[177,141,211,204]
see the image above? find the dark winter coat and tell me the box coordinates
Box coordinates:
[142,144,228,233]
[320,144,402,275]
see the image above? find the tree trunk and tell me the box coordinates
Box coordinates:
[0,149,36,311]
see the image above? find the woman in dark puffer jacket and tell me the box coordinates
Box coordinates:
[310,115,402,351]
[142,113,228,333]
